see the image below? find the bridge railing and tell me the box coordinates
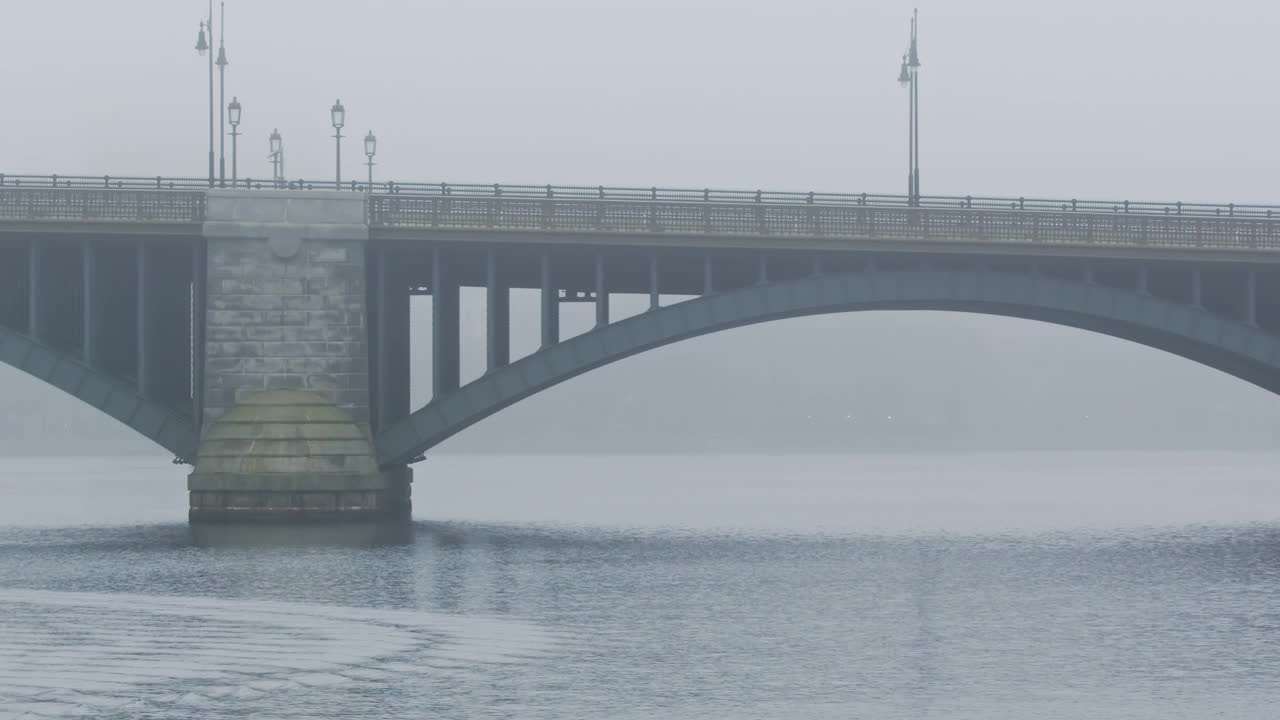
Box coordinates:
[368,194,1280,251]
[0,178,206,224]
[4,175,1280,249]
[4,173,1280,219]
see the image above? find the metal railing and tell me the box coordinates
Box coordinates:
[0,187,205,225]
[3,174,1280,251]
[3,173,1279,218]
[368,195,1280,251]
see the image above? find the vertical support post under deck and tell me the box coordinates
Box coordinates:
[374,248,389,430]
[541,252,559,347]
[1137,265,1149,295]
[386,267,411,428]
[648,254,660,310]
[1246,269,1258,326]
[486,249,510,371]
[757,255,769,285]
[136,239,150,398]
[811,255,823,277]
[432,247,460,397]
[595,253,609,328]
[82,240,96,367]
[191,239,205,431]
[702,253,714,296]
[1192,267,1203,308]
[27,239,40,341]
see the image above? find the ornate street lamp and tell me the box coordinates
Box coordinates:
[898,9,921,206]
[364,131,377,188]
[194,7,213,186]
[269,128,284,186]
[331,99,346,187]
[215,2,229,187]
[228,97,242,186]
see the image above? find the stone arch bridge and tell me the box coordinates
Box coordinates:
[3,175,1280,521]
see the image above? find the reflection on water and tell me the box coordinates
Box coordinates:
[188,521,415,548]
[1,453,1280,719]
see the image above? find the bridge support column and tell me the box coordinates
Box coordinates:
[371,247,410,432]
[595,254,609,327]
[135,240,150,398]
[486,249,510,371]
[541,252,559,347]
[1247,269,1258,326]
[189,190,410,525]
[27,239,40,341]
[649,254,660,310]
[81,239,97,368]
[432,248,460,396]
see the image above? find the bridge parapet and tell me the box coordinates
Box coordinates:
[0,186,205,224]
[368,193,1280,252]
[5,175,1280,252]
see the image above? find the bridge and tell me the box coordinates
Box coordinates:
[3,173,1280,522]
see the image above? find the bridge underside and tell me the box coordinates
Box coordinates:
[371,245,1280,467]
[0,233,200,459]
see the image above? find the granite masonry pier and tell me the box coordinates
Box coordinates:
[187,190,410,523]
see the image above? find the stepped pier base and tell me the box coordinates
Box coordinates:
[188,390,411,523]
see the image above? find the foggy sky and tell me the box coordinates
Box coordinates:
[3,0,1280,455]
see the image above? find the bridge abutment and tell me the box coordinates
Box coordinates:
[188,190,410,523]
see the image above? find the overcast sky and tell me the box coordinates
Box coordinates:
[2,0,1277,202]
[4,0,1280,454]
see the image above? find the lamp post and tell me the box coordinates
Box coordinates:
[364,131,377,188]
[228,97,241,186]
[269,128,284,187]
[331,99,346,188]
[897,8,921,206]
[194,5,214,187]
[215,2,228,187]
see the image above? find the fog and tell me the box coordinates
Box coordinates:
[3,0,1280,455]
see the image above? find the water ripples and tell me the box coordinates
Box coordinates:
[0,589,566,719]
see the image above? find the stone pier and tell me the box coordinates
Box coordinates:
[187,190,409,523]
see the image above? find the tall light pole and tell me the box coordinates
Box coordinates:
[228,97,241,186]
[194,4,214,187]
[331,99,345,188]
[898,9,921,206]
[364,131,377,188]
[269,129,283,187]
[215,2,228,187]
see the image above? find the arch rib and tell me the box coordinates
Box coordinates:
[0,326,198,460]
[375,269,1280,467]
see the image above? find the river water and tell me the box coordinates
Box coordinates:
[1,452,1279,719]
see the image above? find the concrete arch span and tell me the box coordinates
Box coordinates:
[0,326,198,460]
[374,268,1280,467]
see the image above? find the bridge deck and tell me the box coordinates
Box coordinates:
[3,174,1280,260]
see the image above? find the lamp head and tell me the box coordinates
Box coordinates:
[228,97,242,127]
[364,131,377,157]
[331,99,346,130]
[195,21,209,55]
[269,128,282,155]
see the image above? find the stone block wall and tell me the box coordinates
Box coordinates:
[201,190,371,428]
